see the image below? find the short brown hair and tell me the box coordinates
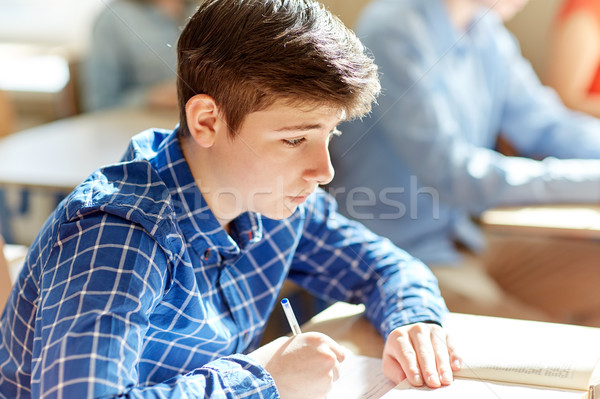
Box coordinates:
[176,0,380,137]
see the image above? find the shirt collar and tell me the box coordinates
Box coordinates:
[148,128,264,262]
[422,0,462,55]
[422,0,488,55]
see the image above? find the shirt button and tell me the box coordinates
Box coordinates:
[203,249,211,260]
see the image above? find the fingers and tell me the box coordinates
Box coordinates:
[385,328,425,386]
[445,332,462,372]
[326,336,347,364]
[409,324,440,387]
[251,332,346,399]
[307,333,345,383]
[302,332,346,382]
[430,325,453,385]
[384,323,461,388]
[331,357,342,382]
[318,333,346,382]
[382,350,408,384]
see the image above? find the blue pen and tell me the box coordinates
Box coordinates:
[281,298,302,335]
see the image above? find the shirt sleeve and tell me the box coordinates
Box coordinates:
[358,15,600,213]
[32,213,278,399]
[290,191,448,338]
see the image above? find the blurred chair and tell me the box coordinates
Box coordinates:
[0,236,10,312]
[0,91,15,245]
[0,90,15,138]
[0,236,27,312]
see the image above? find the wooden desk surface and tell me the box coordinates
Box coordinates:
[302,302,383,357]
[305,302,600,396]
[481,204,600,240]
[303,301,600,361]
[0,107,178,191]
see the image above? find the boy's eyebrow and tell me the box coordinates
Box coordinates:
[274,123,330,132]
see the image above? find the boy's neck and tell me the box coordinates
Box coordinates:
[443,0,480,31]
[153,0,186,21]
[179,135,236,232]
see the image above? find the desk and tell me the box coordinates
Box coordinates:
[480,204,600,240]
[0,107,178,244]
[302,302,382,357]
[0,42,82,126]
[305,303,600,398]
[0,107,178,191]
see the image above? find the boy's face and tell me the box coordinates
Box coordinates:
[208,101,341,221]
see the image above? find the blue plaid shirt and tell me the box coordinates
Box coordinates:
[0,128,446,398]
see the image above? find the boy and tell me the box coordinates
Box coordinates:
[0,0,459,397]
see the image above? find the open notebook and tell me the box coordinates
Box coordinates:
[330,313,600,399]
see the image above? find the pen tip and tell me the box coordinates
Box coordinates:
[281,298,288,305]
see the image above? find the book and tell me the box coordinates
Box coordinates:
[382,313,600,399]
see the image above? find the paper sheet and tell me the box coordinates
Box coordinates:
[328,354,395,399]
[381,379,588,399]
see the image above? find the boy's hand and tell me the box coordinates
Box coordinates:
[249,332,346,399]
[382,323,461,388]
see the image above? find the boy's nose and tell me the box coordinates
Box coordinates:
[303,143,334,185]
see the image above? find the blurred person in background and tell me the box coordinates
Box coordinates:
[547,0,600,118]
[330,0,600,326]
[80,0,195,111]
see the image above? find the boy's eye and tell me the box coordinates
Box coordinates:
[283,137,306,147]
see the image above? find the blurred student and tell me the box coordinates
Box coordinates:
[330,0,600,326]
[0,1,460,397]
[80,0,194,111]
[547,0,600,118]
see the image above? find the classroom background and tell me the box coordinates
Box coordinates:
[0,0,563,247]
[3,0,600,367]
[0,0,561,132]
[0,0,567,315]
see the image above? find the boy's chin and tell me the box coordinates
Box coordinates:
[259,205,298,220]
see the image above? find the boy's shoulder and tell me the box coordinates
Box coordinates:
[61,161,174,234]
[59,128,180,238]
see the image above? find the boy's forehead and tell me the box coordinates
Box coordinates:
[258,100,345,122]
[238,102,343,136]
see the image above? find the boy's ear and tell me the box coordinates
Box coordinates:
[185,94,223,148]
